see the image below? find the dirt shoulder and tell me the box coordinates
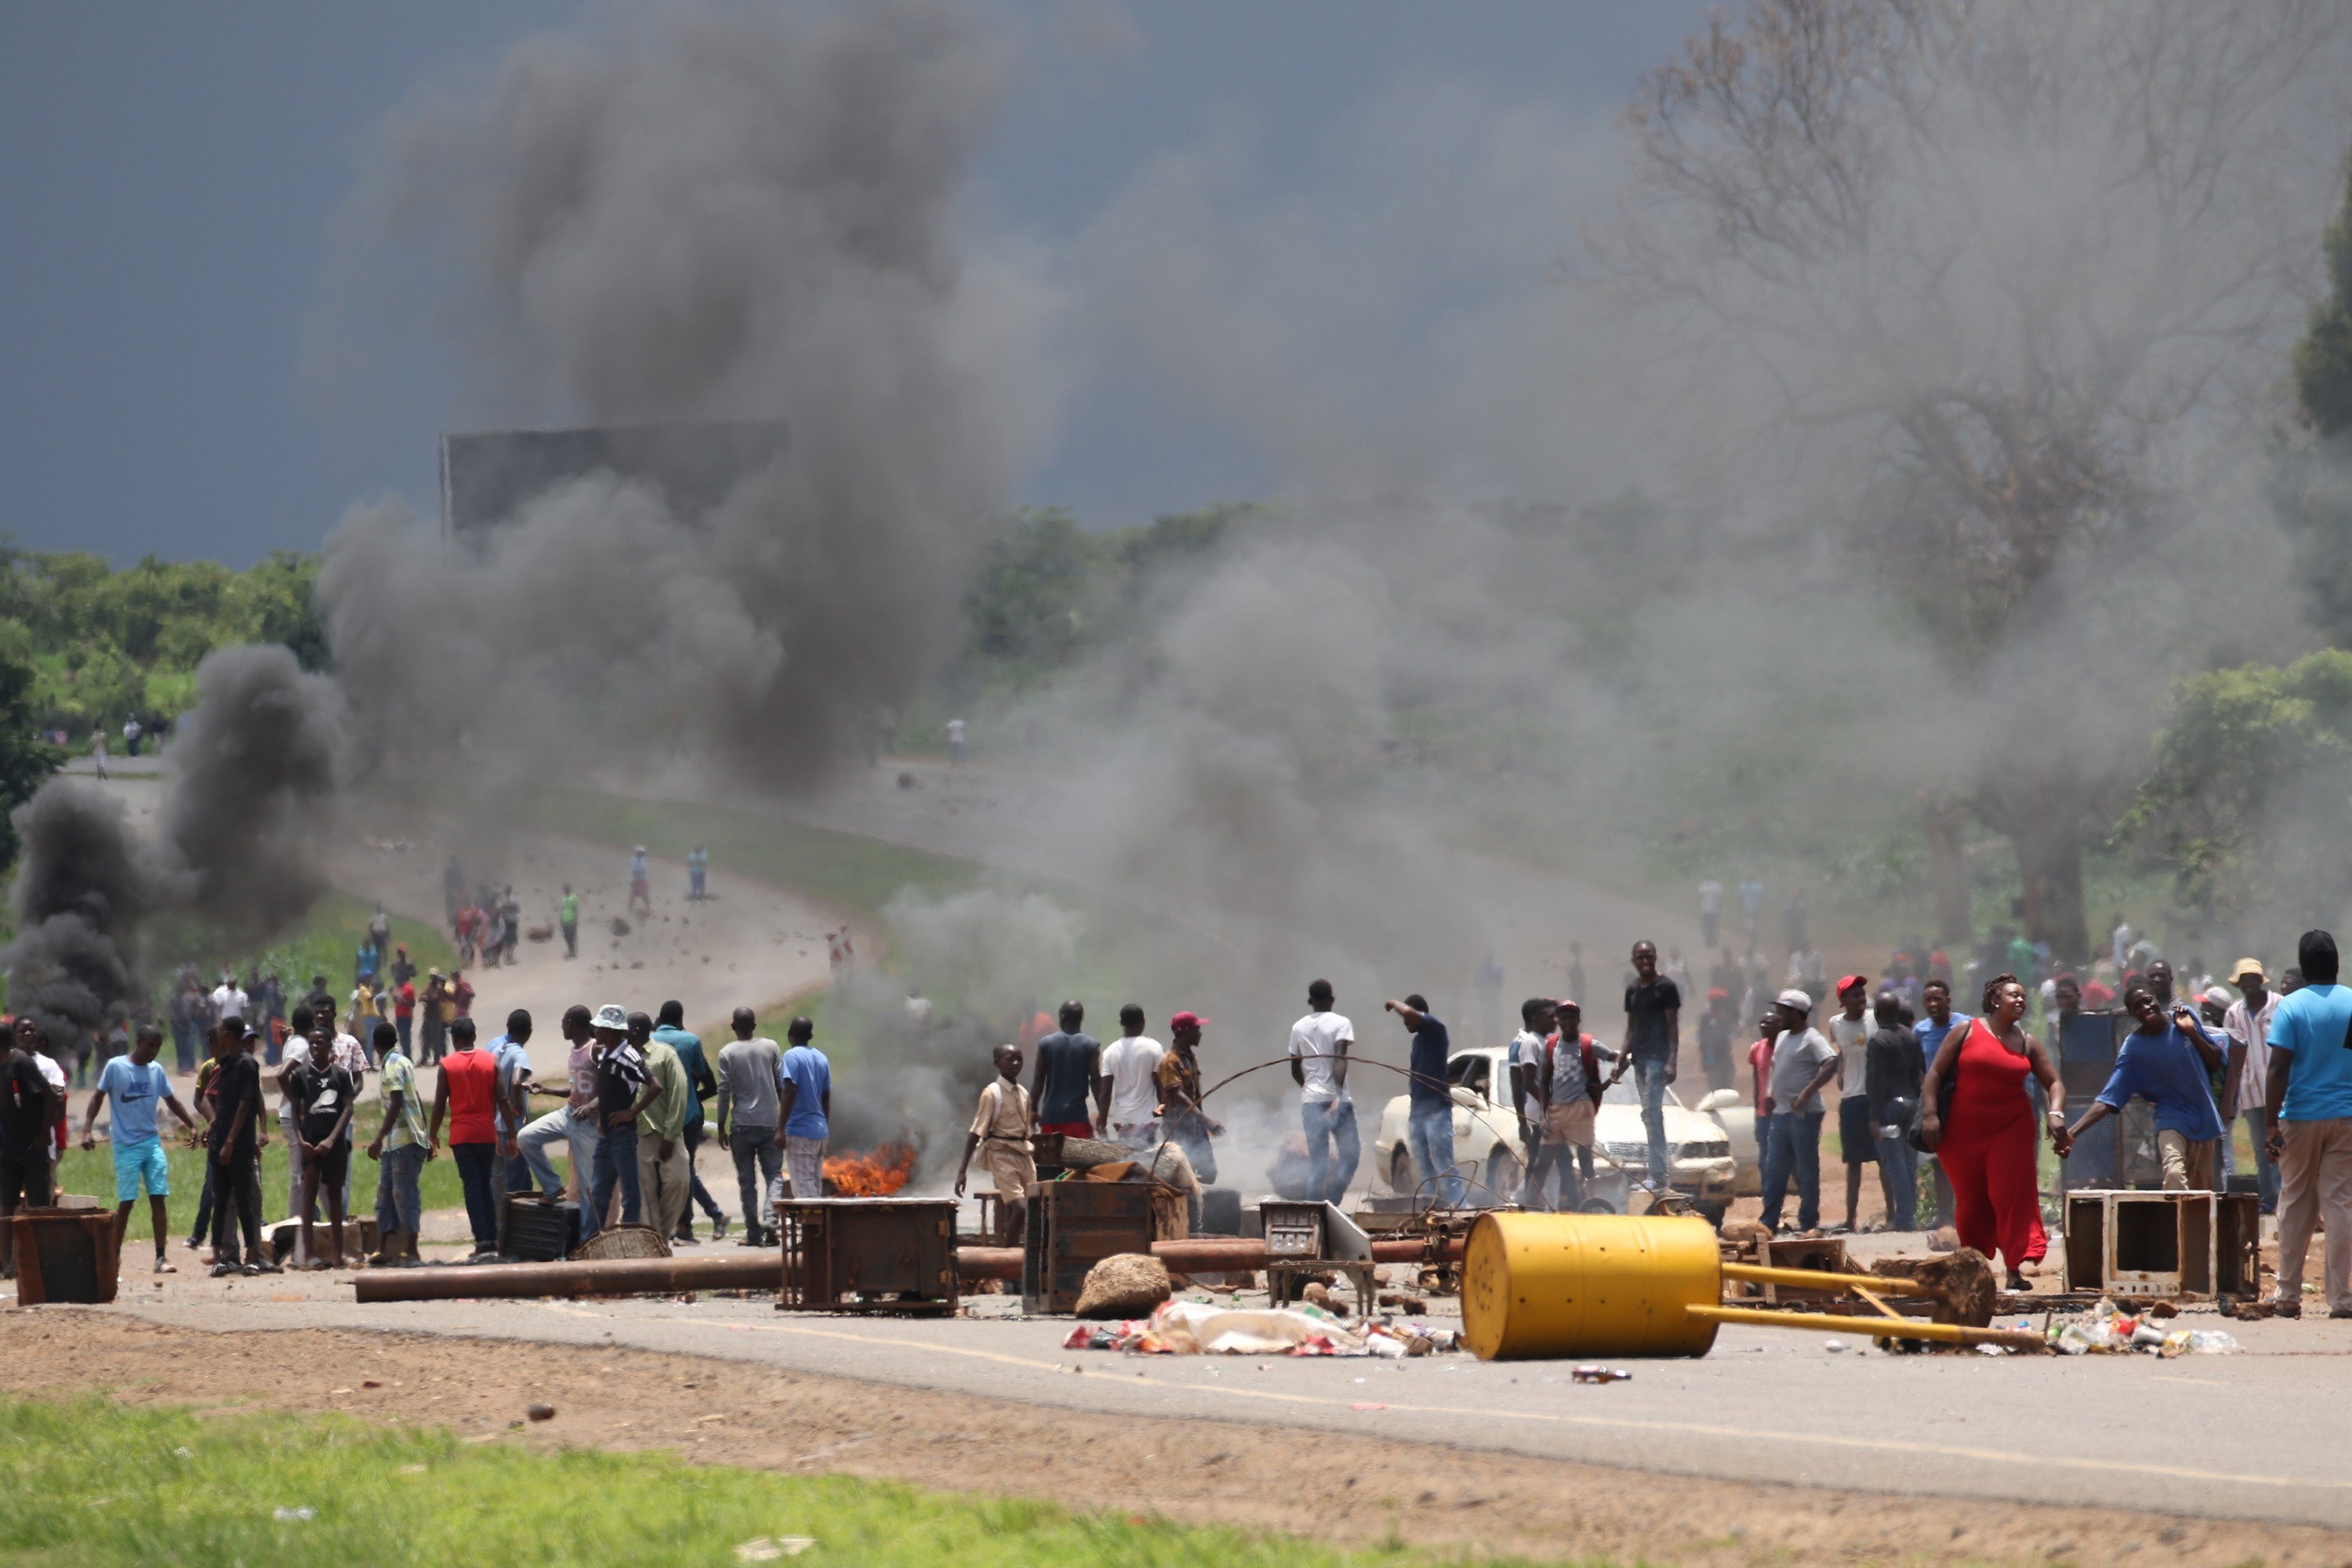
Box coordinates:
[2,1311,2339,1567]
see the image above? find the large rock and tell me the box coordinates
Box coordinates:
[1873,1247,1995,1327]
[1073,1253,1173,1319]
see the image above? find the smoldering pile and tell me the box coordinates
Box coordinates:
[2,646,343,1060]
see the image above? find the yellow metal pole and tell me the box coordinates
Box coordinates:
[1686,1304,2048,1352]
[1719,1262,1933,1296]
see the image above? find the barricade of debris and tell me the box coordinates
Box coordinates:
[2049,1298,2240,1356]
[1062,1299,1462,1357]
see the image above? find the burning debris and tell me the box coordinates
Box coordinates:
[822,1144,917,1198]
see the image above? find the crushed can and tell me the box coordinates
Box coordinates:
[1571,1365,1634,1384]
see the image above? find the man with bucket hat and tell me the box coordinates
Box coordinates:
[586,1004,649,1239]
[2221,957,2281,1214]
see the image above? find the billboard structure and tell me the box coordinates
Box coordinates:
[439,419,790,537]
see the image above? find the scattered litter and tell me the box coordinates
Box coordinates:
[1349,1402,1386,1411]
[273,1507,317,1523]
[527,1404,557,1422]
[734,1537,816,1560]
[361,1381,381,1390]
[172,1447,192,1460]
[1823,1339,1847,1353]
[1571,1366,1633,1384]
[2052,1300,2242,1356]
[1973,1343,2010,1356]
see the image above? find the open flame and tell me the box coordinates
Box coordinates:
[822,1142,916,1196]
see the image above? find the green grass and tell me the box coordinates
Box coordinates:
[56,1102,466,1243]
[0,1398,1574,1568]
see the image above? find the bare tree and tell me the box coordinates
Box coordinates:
[1606,0,2350,956]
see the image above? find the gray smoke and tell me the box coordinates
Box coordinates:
[314,0,1036,795]
[4,645,344,1058]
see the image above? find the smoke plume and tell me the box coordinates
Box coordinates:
[4,646,343,1058]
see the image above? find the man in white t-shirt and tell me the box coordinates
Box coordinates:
[1824,975,1875,1232]
[2222,958,2281,1214]
[210,974,249,1028]
[1098,1005,1165,1151]
[1287,979,1358,1203]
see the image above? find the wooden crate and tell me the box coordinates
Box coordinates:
[1022,1181,1154,1315]
[10,1209,119,1305]
[777,1198,958,1315]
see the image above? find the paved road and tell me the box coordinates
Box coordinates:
[100,1279,2352,1530]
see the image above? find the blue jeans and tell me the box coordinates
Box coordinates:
[1301,1098,1359,1204]
[452,1143,499,1251]
[1759,1106,1824,1232]
[1875,1131,1919,1231]
[1406,1105,1464,1207]
[1635,1058,1671,1187]
[590,1121,641,1236]
[375,1143,425,1236]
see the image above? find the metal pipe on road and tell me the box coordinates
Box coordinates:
[353,1254,781,1303]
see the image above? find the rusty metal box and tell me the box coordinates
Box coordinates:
[777,1198,959,1315]
[2064,1189,2219,1299]
[9,1209,119,1305]
[1022,1181,1154,1315]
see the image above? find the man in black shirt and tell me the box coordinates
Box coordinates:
[1029,1001,1103,1139]
[205,1020,274,1276]
[1610,941,1682,1190]
[1864,992,1926,1231]
[1,1022,64,1279]
[289,1046,359,1268]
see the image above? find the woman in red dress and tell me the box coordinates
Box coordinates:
[1917,974,2067,1290]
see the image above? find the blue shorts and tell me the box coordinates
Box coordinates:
[113,1137,169,1202]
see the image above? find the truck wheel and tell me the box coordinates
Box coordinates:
[1483,1147,1520,1205]
[1388,1145,1415,1196]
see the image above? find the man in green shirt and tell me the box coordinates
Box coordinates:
[633,1011,693,1240]
[365,1021,426,1266]
[559,885,579,960]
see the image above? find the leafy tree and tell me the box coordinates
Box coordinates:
[1607,0,2349,956]
[2122,651,2352,931]
[0,646,62,872]
[2278,153,2352,642]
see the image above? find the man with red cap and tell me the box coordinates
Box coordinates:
[1826,973,1877,1232]
[1155,1012,1220,1189]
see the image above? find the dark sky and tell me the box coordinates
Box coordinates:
[0,2,1706,566]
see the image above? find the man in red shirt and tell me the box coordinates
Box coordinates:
[393,977,417,1058]
[427,1018,514,1260]
[1748,1009,1780,1171]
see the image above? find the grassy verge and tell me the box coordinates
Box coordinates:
[0,1398,1571,1568]
[241,892,459,1001]
[55,1102,466,1243]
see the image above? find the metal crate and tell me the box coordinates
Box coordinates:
[9,1209,118,1305]
[1022,1181,1155,1315]
[2064,1189,2230,1299]
[776,1198,959,1316]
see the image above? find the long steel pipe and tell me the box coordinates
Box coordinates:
[352,1253,781,1303]
[351,1234,1469,1301]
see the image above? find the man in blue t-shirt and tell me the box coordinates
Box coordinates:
[2263,930,2352,1317]
[777,1017,832,1204]
[1385,994,1460,1206]
[2062,986,2225,1190]
[78,1024,196,1274]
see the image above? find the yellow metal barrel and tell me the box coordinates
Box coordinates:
[1461,1211,1722,1360]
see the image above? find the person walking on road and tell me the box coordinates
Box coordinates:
[2262,930,2352,1318]
[1919,975,2065,1292]
[1610,942,1682,1191]
[1029,1002,1102,1140]
[586,1005,648,1238]
[1289,980,1358,1204]
[955,1043,1034,1246]
[629,847,652,917]
[1387,994,1461,1207]
[1098,1005,1163,1152]
[651,1002,726,1241]
[2222,959,2282,1215]
[1758,989,1836,1234]
[559,885,579,960]
[426,1018,509,1261]
[777,1018,831,1203]
[365,1021,426,1268]
[688,845,709,901]
[204,1022,274,1276]
[634,1012,694,1241]
[716,1008,782,1246]
[1825,975,1877,1232]
[78,1025,194,1275]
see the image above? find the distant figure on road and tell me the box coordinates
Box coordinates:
[559,884,579,959]
[629,846,652,916]
[688,845,709,901]
[123,717,143,757]
[91,727,107,779]
[1697,878,1722,949]
[1288,980,1358,1205]
[946,717,966,768]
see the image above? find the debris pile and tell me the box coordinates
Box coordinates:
[1062,1299,1461,1358]
[2051,1299,2241,1356]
